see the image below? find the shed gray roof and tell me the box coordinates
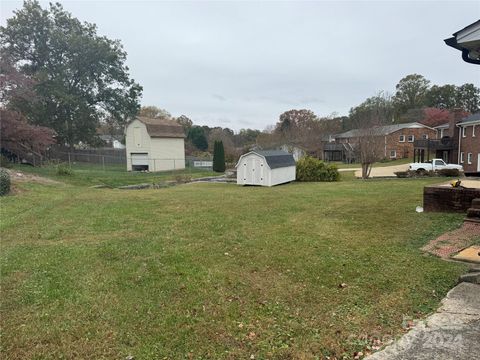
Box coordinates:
[252,150,296,169]
[457,112,480,125]
[334,122,430,139]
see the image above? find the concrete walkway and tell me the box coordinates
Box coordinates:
[366,282,480,360]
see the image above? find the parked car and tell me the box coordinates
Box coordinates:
[408,159,463,173]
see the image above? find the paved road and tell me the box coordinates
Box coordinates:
[366,282,480,360]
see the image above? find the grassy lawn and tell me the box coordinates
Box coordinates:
[333,158,412,169]
[0,175,466,359]
[10,163,217,187]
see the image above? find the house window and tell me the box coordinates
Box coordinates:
[473,125,476,137]
[407,135,414,142]
[390,150,397,158]
[422,134,428,140]
[468,153,472,164]
[399,135,405,142]
[462,127,466,138]
[460,152,464,163]
[439,128,444,138]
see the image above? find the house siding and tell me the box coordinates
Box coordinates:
[385,128,437,159]
[459,124,480,173]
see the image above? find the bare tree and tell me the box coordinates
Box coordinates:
[348,92,393,179]
[354,128,385,179]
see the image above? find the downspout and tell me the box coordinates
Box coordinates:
[462,49,480,65]
[457,124,462,164]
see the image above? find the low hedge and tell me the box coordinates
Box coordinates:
[296,156,339,182]
[394,169,462,178]
[0,168,11,196]
[437,168,461,177]
[56,163,74,176]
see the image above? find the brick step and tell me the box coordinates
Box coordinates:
[471,198,480,208]
[466,208,480,218]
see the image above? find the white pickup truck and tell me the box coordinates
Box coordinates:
[409,159,463,173]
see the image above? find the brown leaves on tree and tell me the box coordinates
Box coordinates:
[0,109,56,159]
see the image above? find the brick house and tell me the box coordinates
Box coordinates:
[457,112,480,174]
[325,122,436,162]
[413,110,465,164]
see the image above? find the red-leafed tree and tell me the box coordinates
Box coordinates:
[418,108,469,128]
[420,108,452,127]
[0,53,56,162]
[0,110,56,161]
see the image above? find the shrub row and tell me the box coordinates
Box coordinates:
[296,156,340,182]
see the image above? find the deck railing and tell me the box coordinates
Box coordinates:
[414,137,456,150]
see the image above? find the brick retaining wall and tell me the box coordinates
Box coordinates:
[424,186,480,212]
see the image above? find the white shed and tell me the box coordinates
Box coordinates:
[236,150,296,187]
[125,117,185,172]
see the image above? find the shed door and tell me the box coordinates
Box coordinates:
[243,156,264,185]
[131,153,149,171]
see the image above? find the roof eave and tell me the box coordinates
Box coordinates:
[444,36,480,65]
[456,119,480,127]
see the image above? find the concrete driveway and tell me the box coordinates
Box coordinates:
[338,164,409,178]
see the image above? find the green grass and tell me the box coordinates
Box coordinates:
[0,176,466,359]
[333,157,413,169]
[11,163,217,187]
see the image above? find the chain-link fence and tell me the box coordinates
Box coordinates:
[41,147,213,173]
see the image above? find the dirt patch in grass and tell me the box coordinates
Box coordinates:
[422,222,480,259]
[7,169,62,185]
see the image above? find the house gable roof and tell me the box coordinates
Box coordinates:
[334,122,433,139]
[238,150,295,169]
[134,117,185,138]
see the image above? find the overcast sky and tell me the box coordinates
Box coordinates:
[1,1,479,131]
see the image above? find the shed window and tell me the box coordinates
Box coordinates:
[407,135,414,142]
